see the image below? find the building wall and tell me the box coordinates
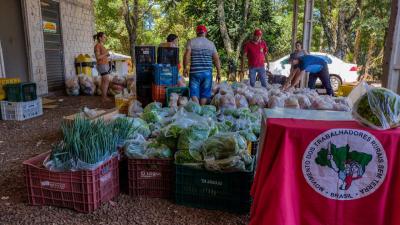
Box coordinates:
[21,0,48,95]
[0,0,29,81]
[22,0,94,95]
[60,0,95,79]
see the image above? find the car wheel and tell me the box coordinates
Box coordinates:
[330,75,342,91]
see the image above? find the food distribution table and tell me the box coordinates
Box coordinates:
[250,111,400,225]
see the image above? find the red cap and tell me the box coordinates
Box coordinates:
[254,29,263,36]
[196,25,208,34]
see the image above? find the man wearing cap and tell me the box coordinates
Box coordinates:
[242,29,269,87]
[283,54,334,96]
[183,25,222,105]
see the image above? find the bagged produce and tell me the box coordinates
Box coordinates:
[177,124,210,160]
[169,93,179,108]
[235,94,249,108]
[219,94,236,110]
[78,75,95,95]
[128,99,143,117]
[141,110,162,124]
[112,75,126,86]
[184,101,202,114]
[201,105,217,118]
[144,102,162,113]
[126,117,151,138]
[202,132,246,160]
[268,95,286,108]
[178,96,189,107]
[65,76,80,96]
[353,86,400,130]
[285,96,300,109]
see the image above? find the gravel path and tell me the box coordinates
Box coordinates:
[0,95,249,225]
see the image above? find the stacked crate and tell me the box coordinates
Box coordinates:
[135,46,156,106]
[0,81,42,121]
[152,47,179,105]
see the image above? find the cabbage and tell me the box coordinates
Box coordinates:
[144,102,162,113]
[141,111,161,123]
[127,118,151,138]
[177,124,210,160]
[202,132,246,160]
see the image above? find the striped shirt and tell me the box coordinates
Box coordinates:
[186,37,217,74]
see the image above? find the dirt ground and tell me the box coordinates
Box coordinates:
[0,95,249,225]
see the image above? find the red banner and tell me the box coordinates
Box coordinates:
[251,118,400,225]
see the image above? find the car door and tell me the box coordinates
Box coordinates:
[279,57,291,76]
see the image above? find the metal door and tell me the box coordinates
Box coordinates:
[41,0,64,90]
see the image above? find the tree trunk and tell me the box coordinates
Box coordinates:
[216,0,234,58]
[319,0,335,52]
[334,7,346,59]
[353,28,362,64]
[364,35,376,75]
[122,0,140,65]
[291,0,299,52]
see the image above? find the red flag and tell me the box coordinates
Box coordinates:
[251,118,400,225]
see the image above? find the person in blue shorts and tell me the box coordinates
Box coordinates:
[283,53,334,96]
[183,25,221,105]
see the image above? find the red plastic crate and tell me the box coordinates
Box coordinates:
[128,158,174,198]
[152,84,168,104]
[23,151,120,213]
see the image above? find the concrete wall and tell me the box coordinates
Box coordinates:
[22,0,94,95]
[60,0,95,79]
[0,0,29,81]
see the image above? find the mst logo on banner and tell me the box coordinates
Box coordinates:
[302,129,387,200]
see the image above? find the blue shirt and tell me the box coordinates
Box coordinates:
[299,55,327,73]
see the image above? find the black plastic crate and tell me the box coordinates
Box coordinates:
[135,46,156,64]
[4,82,37,102]
[136,64,153,85]
[175,165,253,213]
[157,47,179,65]
[137,84,152,106]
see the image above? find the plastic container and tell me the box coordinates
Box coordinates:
[135,46,156,64]
[137,84,152,106]
[175,164,253,213]
[1,98,43,121]
[136,64,153,85]
[0,78,21,100]
[153,64,178,86]
[157,47,179,65]
[4,82,37,102]
[152,84,169,104]
[115,95,135,114]
[166,87,190,106]
[128,158,174,198]
[23,151,120,213]
[337,84,356,97]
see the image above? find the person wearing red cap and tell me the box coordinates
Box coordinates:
[242,29,269,87]
[183,25,221,105]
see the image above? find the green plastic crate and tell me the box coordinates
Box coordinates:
[166,87,190,105]
[175,164,253,213]
[4,82,37,102]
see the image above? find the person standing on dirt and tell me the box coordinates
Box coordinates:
[183,25,221,105]
[94,32,111,102]
[242,29,269,88]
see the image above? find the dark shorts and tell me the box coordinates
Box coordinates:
[97,64,110,76]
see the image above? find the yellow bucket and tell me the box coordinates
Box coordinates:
[0,78,21,100]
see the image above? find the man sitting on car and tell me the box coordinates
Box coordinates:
[283,53,334,96]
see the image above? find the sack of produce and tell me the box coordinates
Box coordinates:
[184,101,202,114]
[65,76,80,96]
[177,123,211,160]
[219,94,237,110]
[78,75,95,95]
[353,85,400,130]
[178,96,189,107]
[112,75,126,86]
[235,94,249,108]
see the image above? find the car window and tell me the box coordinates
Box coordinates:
[313,55,333,64]
[281,57,289,65]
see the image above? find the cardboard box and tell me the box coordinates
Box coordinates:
[63,108,120,124]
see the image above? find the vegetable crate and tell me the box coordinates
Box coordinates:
[23,151,120,213]
[157,47,179,65]
[0,78,20,100]
[0,98,43,121]
[166,87,190,106]
[4,82,37,102]
[248,141,259,156]
[175,165,253,213]
[152,84,172,104]
[137,84,152,107]
[135,46,156,64]
[153,64,178,86]
[128,158,174,199]
[136,64,153,85]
